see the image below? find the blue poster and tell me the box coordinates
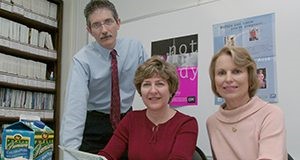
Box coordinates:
[213,13,278,104]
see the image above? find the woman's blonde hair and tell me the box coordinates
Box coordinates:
[209,46,259,98]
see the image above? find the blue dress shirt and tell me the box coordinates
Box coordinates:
[60,38,148,154]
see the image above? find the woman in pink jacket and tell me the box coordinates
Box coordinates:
[206,46,287,160]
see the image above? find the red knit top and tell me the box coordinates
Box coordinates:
[98,109,198,160]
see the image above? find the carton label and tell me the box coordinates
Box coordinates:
[34,133,54,160]
[4,134,31,159]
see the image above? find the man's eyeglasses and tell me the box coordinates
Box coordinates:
[91,18,115,30]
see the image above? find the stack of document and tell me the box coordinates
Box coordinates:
[59,146,106,160]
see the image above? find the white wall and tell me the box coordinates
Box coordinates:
[62,0,300,159]
[60,0,89,159]
[110,0,201,23]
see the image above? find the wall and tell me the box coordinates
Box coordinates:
[60,0,89,159]
[110,0,202,23]
[61,0,89,107]
[62,0,300,159]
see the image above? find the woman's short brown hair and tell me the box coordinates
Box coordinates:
[134,56,179,103]
[209,46,259,98]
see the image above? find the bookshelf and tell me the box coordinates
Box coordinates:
[0,0,63,159]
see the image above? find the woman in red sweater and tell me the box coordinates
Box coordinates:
[98,56,198,160]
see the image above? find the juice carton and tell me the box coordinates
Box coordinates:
[1,118,54,160]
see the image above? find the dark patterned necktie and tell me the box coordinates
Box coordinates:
[110,49,121,129]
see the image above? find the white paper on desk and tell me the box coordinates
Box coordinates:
[59,145,105,160]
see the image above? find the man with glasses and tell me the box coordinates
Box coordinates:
[60,0,148,159]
